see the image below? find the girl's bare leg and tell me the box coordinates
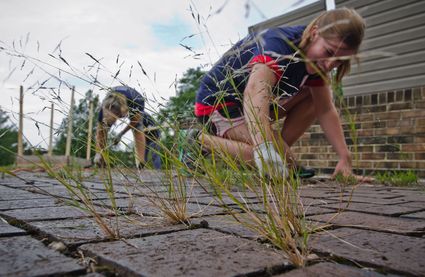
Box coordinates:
[200,122,255,164]
[133,129,146,167]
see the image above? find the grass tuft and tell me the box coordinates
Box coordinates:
[375,170,418,187]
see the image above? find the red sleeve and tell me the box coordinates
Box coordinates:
[249,55,282,81]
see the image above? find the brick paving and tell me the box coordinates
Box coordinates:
[0,171,424,276]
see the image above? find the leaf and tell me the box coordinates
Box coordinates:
[189,5,195,20]
[23,67,35,82]
[35,121,41,135]
[59,55,70,66]
[180,34,196,42]
[25,32,30,48]
[179,43,194,52]
[85,52,100,64]
[137,61,148,76]
[112,69,120,79]
[52,40,62,54]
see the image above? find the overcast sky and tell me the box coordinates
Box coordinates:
[0,0,317,149]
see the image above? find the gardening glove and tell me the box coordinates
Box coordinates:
[93,153,104,167]
[253,141,289,179]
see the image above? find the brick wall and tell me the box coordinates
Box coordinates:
[292,87,425,178]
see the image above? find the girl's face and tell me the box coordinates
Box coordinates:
[102,104,128,126]
[305,27,356,75]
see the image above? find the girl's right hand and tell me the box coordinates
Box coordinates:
[253,141,289,178]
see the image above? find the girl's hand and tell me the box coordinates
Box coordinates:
[332,159,374,183]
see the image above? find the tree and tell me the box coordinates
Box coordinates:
[0,109,19,166]
[54,90,100,158]
[157,67,204,123]
[156,67,204,150]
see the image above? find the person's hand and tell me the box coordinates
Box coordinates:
[253,141,289,179]
[93,153,104,167]
[332,158,373,183]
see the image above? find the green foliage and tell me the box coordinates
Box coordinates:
[157,67,204,123]
[375,170,418,187]
[109,148,136,167]
[54,90,99,158]
[0,109,19,166]
[157,67,204,150]
[334,173,358,186]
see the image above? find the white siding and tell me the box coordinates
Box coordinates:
[249,0,425,96]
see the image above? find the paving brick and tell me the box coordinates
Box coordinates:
[2,173,425,276]
[248,199,336,216]
[311,228,425,276]
[93,196,231,217]
[308,211,425,235]
[0,235,85,276]
[396,202,425,208]
[0,186,51,201]
[322,202,424,216]
[187,194,262,207]
[0,179,57,189]
[79,229,291,276]
[326,195,410,205]
[24,186,128,199]
[385,191,425,203]
[0,220,26,237]
[141,188,211,199]
[275,262,397,277]
[295,189,339,199]
[1,206,90,221]
[301,197,341,206]
[192,214,261,239]
[29,216,188,247]
[0,198,61,211]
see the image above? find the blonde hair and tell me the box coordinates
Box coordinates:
[102,92,128,117]
[299,8,366,83]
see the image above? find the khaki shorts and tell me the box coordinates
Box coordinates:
[209,110,245,137]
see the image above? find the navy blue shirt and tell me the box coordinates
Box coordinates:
[98,86,145,122]
[195,26,323,116]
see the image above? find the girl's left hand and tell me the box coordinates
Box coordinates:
[332,159,374,183]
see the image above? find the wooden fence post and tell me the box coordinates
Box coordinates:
[86,98,94,161]
[65,86,75,159]
[17,85,24,157]
[48,103,54,157]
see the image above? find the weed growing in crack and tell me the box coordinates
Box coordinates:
[40,156,122,239]
[375,170,418,187]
